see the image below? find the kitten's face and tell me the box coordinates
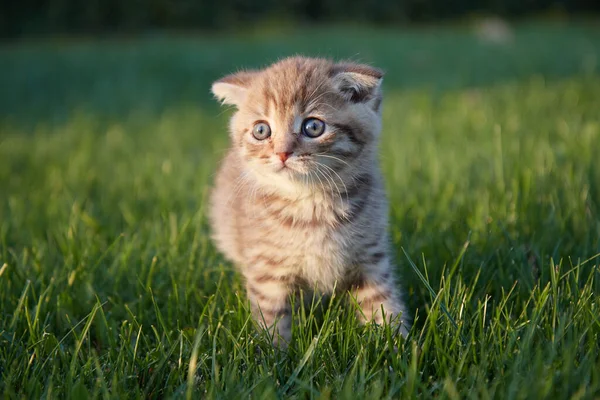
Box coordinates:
[212,57,383,191]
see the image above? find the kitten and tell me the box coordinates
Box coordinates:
[210,56,410,345]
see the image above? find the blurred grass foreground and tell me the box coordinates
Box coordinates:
[1,14,600,400]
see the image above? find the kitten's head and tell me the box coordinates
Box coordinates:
[212,57,383,192]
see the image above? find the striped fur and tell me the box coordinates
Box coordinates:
[210,57,410,345]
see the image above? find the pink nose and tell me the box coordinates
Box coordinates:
[277,152,292,163]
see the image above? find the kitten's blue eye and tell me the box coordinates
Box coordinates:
[252,122,271,140]
[302,118,325,138]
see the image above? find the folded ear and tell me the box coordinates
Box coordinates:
[331,63,384,104]
[211,70,258,107]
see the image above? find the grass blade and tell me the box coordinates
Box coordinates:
[402,248,467,345]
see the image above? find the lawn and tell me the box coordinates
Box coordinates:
[1,21,600,398]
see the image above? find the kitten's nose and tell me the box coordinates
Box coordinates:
[277,152,292,163]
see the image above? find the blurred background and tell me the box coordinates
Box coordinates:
[1,0,599,37]
[2,0,600,124]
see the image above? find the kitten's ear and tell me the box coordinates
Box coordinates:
[211,70,258,107]
[331,63,384,104]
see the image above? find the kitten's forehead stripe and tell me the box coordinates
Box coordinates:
[253,58,345,121]
[263,86,275,117]
[331,123,366,146]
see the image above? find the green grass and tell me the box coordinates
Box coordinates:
[1,21,600,398]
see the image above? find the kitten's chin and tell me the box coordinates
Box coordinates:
[248,166,308,196]
[247,159,312,189]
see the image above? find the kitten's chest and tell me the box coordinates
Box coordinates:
[251,193,358,290]
[296,227,353,290]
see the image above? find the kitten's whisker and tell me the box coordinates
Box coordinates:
[314,163,344,208]
[303,169,312,189]
[304,170,313,191]
[307,171,318,191]
[326,171,346,209]
[314,167,339,205]
[350,172,370,187]
[314,153,352,168]
[311,167,328,199]
[314,161,348,202]
[320,163,349,197]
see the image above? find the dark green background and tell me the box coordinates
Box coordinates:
[2,0,600,37]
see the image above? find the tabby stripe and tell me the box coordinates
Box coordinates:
[331,123,366,146]
[294,275,310,288]
[346,192,369,221]
[344,174,372,198]
[372,96,382,113]
[298,69,314,111]
[255,305,291,317]
[363,227,385,247]
[361,291,390,307]
[263,202,287,215]
[335,193,367,225]
[247,284,274,303]
[247,284,288,304]
[277,214,321,229]
[253,273,294,284]
[263,89,275,116]
[258,193,296,216]
[352,275,367,291]
[365,241,381,250]
[248,254,283,268]
[329,149,355,158]
[367,252,386,265]
[245,238,279,250]
[260,192,285,204]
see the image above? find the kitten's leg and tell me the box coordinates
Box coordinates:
[246,275,293,346]
[352,261,411,337]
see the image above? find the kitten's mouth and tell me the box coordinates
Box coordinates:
[269,158,309,177]
[274,163,302,176]
[274,160,293,171]
[277,164,295,174]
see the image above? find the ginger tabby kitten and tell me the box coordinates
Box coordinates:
[210,57,410,346]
